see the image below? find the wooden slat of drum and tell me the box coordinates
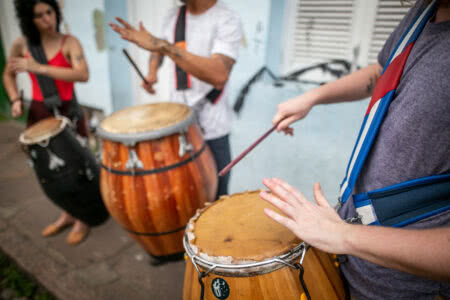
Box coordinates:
[138,140,174,254]
[158,134,185,226]
[187,125,217,202]
[189,125,218,200]
[184,127,209,207]
[152,138,180,232]
[100,141,134,230]
[166,134,195,222]
[314,250,346,299]
[303,249,341,300]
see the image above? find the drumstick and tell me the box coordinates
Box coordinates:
[218,124,277,177]
[122,48,149,85]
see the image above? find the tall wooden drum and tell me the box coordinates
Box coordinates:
[183,191,346,300]
[97,103,218,258]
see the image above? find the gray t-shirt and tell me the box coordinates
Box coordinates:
[339,1,450,299]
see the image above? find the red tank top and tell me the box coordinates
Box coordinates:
[28,35,74,102]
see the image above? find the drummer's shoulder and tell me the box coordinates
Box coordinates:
[9,36,26,56]
[63,34,85,50]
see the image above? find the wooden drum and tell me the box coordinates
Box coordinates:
[183,191,345,300]
[97,103,218,258]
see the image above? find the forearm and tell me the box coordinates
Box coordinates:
[308,63,382,107]
[343,225,450,281]
[37,65,89,82]
[2,71,20,101]
[160,42,228,89]
[148,52,161,75]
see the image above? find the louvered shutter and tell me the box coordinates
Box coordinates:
[368,0,410,63]
[291,0,355,65]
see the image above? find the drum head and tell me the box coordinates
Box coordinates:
[97,103,194,145]
[187,191,300,263]
[19,116,68,145]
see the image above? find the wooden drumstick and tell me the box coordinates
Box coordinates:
[218,124,277,177]
[122,48,149,85]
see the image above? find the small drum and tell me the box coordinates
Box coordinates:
[97,103,218,258]
[19,116,109,226]
[183,191,346,300]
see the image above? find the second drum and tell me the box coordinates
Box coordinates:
[97,102,218,258]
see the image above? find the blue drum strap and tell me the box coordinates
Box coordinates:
[353,174,450,227]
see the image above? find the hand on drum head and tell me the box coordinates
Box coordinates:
[260,178,350,255]
[109,18,168,53]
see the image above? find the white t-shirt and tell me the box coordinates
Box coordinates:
[159,1,243,140]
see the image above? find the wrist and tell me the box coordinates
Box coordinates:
[335,222,355,255]
[10,96,22,105]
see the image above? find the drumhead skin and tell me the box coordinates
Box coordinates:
[186,191,300,263]
[19,116,69,145]
[97,103,195,145]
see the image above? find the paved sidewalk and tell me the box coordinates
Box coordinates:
[0,120,186,300]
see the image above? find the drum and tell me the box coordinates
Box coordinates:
[19,116,109,226]
[97,103,218,258]
[183,191,346,300]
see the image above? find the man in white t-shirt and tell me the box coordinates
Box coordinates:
[110,0,242,198]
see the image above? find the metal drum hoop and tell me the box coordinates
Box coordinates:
[96,109,195,147]
[183,233,308,278]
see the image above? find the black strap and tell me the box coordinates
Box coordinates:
[174,5,222,104]
[27,41,62,109]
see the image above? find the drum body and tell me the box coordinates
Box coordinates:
[183,191,345,300]
[97,103,218,257]
[19,117,109,226]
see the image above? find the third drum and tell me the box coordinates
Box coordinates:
[97,102,218,259]
[183,191,346,300]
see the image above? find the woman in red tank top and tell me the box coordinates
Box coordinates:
[2,0,91,245]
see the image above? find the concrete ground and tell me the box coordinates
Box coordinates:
[0,120,186,300]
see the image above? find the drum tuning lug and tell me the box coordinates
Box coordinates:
[178,134,193,157]
[125,148,144,170]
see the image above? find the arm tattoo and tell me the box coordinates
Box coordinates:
[162,43,183,59]
[217,55,235,73]
[367,77,376,94]
[75,54,84,62]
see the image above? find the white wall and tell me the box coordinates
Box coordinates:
[127,0,177,105]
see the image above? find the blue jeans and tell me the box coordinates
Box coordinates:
[206,134,231,199]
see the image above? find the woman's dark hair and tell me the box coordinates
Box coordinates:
[14,0,62,45]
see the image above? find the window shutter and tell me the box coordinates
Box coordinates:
[368,0,410,63]
[292,0,355,65]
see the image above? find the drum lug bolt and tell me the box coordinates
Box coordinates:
[125,148,144,170]
[178,134,193,157]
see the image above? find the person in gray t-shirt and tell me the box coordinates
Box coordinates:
[260,0,450,299]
